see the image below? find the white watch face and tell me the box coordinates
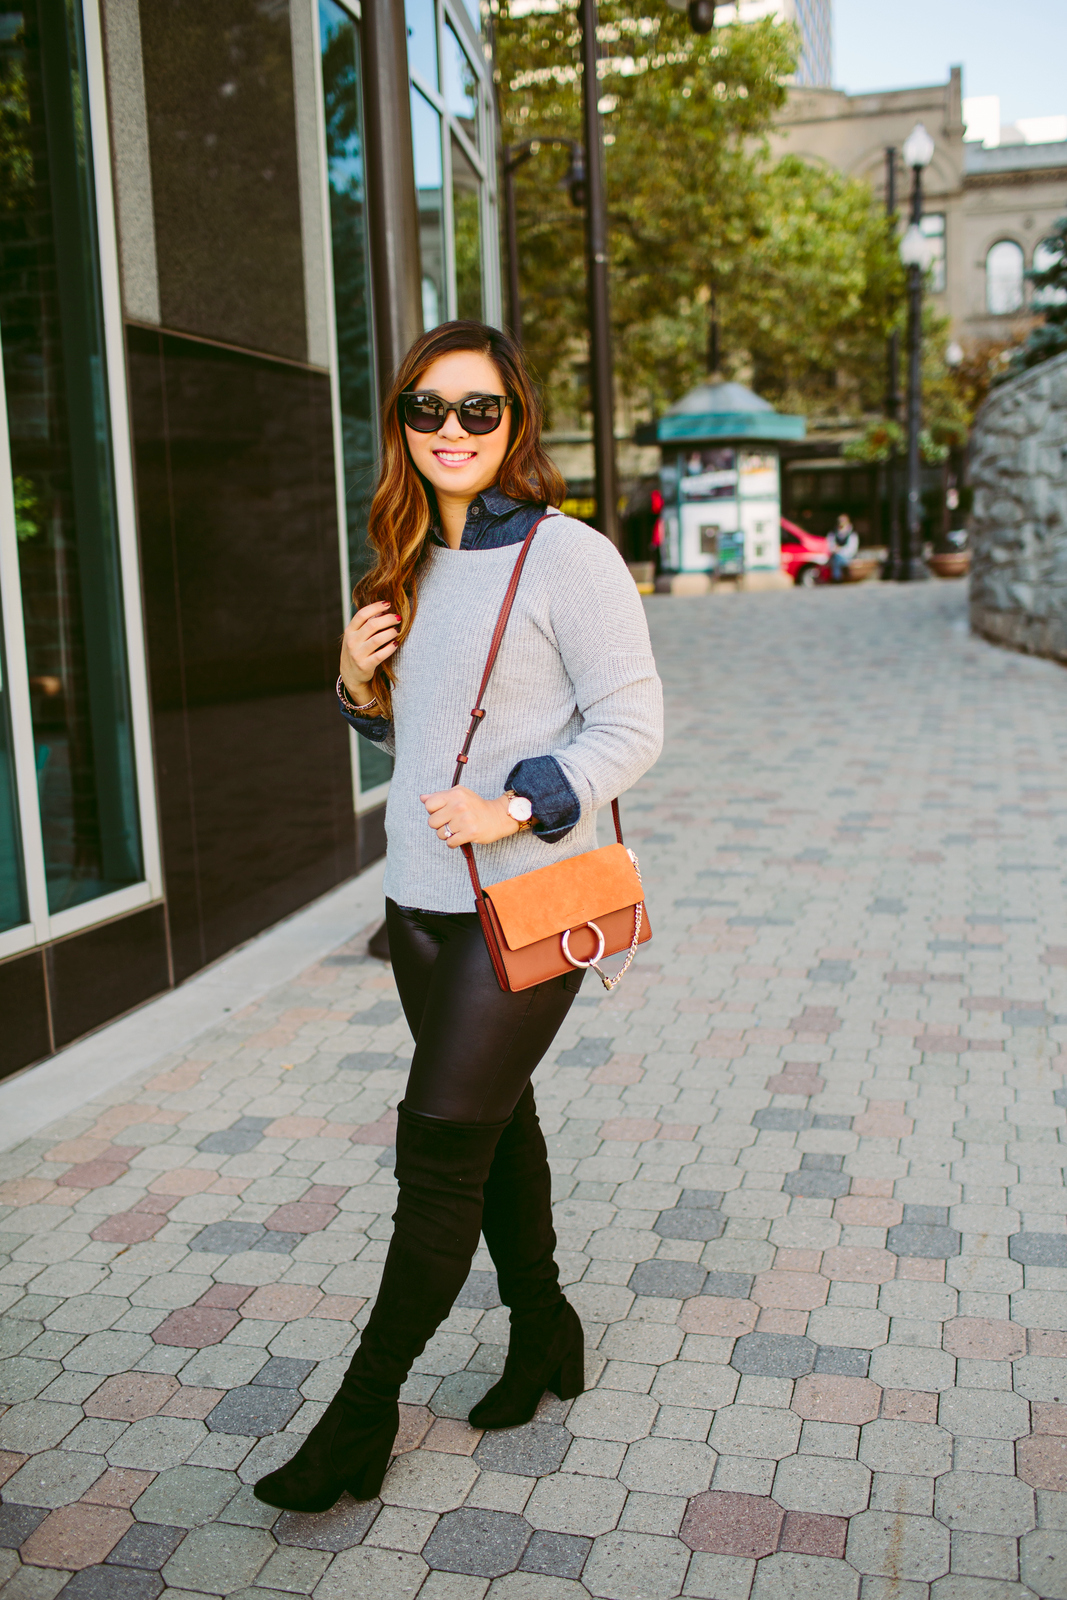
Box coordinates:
[508,795,533,822]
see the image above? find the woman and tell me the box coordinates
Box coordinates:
[255,320,662,1514]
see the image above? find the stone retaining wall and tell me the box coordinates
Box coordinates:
[969,349,1067,661]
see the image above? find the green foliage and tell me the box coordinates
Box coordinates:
[843,421,903,463]
[496,2,796,417]
[1001,214,1067,379]
[723,155,903,416]
[495,2,902,424]
[14,476,40,541]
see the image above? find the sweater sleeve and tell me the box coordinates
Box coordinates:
[536,523,664,825]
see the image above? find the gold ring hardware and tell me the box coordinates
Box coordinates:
[561,922,606,969]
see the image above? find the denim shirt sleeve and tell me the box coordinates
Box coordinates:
[338,694,393,744]
[506,755,581,843]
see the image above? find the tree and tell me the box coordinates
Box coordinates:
[1002,214,1067,378]
[495,2,901,423]
[496,1,795,418]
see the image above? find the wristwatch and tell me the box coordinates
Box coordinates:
[505,791,535,831]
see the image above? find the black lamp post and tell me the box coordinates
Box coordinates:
[578,0,620,548]
[898,120,935,582]
[882,146,903,581]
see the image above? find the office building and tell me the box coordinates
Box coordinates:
[0,0,500,1076]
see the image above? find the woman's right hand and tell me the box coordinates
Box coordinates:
[340,601,401,704]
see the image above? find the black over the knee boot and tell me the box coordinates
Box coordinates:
[468,1085,584,1430]
[255,1103,506,1511]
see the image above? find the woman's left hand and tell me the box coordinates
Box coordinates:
[420,786,518,847]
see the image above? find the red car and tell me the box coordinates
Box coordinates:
[780,518,830,586]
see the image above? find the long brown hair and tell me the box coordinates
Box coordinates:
[354,320,566,719]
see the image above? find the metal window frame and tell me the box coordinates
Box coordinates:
[412,0,501,326]
[310,0,390,815]
[0,0,162,964]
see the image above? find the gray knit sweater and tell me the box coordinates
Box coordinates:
[379,512,663,913]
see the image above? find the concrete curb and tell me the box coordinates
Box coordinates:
[0,858,387,1151]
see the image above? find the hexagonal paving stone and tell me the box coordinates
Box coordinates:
[253,1357,315,1389]
[205,1384,302,1436]
[187,1221,266,1254]
[422,1508,531,1577]
[196,1117,271,1156]
[105,1522,186,1569]
[272,1495,380,1551]
[1021,1528,1067,1600]
[519,1530,592,1579]
[730,1333,816,1378]
[1010,1232,1067,1267]
[583,1529,692,1600]
[628,1260,707,1298]
[474,1424,570,1478]
[56,1568,163,1600]
[933,1471,1036,1535]
[653,1207,725,1242]
[845,1510,949,1581]
[161,1522,275,1591]
[885,1223,961,1260]
[750,1550,860,1600]
[131,1464,238,1527]
[681,1491,783,1558]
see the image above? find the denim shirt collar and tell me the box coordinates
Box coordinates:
[428,486,543,551]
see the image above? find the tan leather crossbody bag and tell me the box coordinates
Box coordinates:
[452,515,652,994]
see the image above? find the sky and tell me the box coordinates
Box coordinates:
[833,0,1066,126]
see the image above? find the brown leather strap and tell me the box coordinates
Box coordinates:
[453,513,625,905]
[450,514,549,791]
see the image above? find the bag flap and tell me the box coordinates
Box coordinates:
[485,843,642,951]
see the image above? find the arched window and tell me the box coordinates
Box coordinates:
[1032,238,1067,307]
[986,240,1025,315]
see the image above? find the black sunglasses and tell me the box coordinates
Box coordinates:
[400,391,510,435]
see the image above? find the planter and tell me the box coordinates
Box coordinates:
[844,558,880,584]
[927,551,971,579]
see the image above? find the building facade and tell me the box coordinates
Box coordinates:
[0,0,500,1078]
[770,70,1067,345]
[767,71,1067,539]
[712,0,832,89]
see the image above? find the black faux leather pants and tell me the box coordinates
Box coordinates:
[385,898,583,1123]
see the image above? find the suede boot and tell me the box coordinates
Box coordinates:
[255,1102,507,1511]
[469,1085,584,1430]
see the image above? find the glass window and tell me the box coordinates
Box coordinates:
[405,0,438,89]
[1032,237,1067,308]
[411,87,446,330]
[319,0,377,588]
[451,134,482,321]
[919,213,946,294]
[986,239,1024,315]
[1,0,142,915]
[458,0,481,30]
[443,22,478,136]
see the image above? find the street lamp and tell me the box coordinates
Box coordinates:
[898,120,935,581]
[882,146,903,581]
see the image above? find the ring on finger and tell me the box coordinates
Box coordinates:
[442,824,453,839]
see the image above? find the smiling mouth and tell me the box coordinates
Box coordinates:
[433,449,477,465]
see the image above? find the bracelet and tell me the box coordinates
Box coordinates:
[337,674,377,713]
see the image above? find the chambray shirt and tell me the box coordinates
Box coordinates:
[338,488,582,842]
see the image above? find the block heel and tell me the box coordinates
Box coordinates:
[549,1343,585,1402]
[254,1400,398,1513]
[469,1300,585,1430]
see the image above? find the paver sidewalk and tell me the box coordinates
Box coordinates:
[3,580,1067,1600]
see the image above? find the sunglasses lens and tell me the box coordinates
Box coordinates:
[460,396,505,434]
[404,395,445,431]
